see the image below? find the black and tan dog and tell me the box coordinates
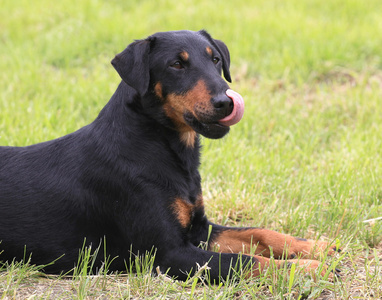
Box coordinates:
[0,30,339,281]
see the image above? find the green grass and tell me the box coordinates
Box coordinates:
[1,0,382,298]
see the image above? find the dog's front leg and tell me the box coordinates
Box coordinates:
[159,244,333,281]
[203,224,341,278]
[207,224,340,260]
[157,245,269,281]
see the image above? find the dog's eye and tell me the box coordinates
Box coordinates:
[213,57,220,64]
[170,61,184,69]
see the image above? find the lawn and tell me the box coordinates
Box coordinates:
[1,0,382,298]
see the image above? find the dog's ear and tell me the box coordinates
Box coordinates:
[111,38,153,95]
[213,39,231,83]
[199,30,231,83]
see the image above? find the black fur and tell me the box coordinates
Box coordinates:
[0,30,255,281]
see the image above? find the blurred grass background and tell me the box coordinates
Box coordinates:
[1,0,382,297]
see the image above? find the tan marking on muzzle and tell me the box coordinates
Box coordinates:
[163,80,212,148]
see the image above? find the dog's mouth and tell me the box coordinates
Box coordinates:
[184,113,230,139]
[184,89,245,139]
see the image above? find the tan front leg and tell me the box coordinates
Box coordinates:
[210,228,339,259]
[249,255,335,279]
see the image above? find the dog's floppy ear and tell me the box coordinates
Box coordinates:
[212,39,231,82]
[199,30,231,83]
[111,38,153,95]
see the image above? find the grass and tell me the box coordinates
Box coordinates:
[1,0,382,298]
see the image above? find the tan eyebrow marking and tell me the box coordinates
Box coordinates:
[180,51,189,61]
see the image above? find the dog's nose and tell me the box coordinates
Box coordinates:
[211,94,233,116]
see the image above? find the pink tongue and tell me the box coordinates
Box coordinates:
[218,89,245,127]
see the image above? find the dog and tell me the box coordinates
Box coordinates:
[0,30,339,281]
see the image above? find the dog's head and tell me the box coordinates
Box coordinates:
[111,30,244,146]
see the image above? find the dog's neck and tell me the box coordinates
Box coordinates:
[94,81,201,174]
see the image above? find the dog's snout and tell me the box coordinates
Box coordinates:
[211,95,233,116]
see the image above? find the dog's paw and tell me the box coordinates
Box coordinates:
[287,238,341,260]
[312,240,341,258]
[287,259,341,279]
